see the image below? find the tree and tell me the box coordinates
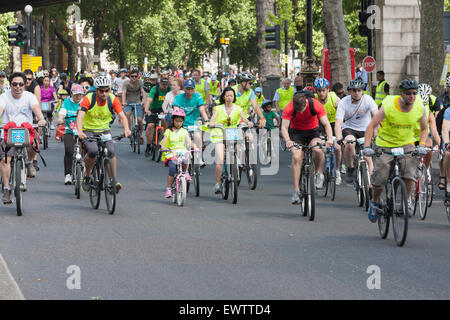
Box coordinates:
[322,0,351,86]
[256,0,280,84]
[419,0,445,92]
[0,12,16,70]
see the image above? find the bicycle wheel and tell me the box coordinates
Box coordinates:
[103,158,116,215]
[130,128,136,152]
[15,160,23,216]
[446,205,450,223]
[307,165,315,221]
[74,162,82,199]
[246,164,258,190]
[89,165,101,209]
[377,185,390,239]
[320,154,329,198]
[221,170,229,200]
[43,127,48,150]
[231,160,239,204]
[193,163,200,197]
[356,163,364,207]
[329,153,337,201]
[360,161,370,211]
[176,176,186,207]
[391,178,409,247]
[155,129,164,163]
[426,168,433,208]
[300,167,308,216]
[416,168,428,220]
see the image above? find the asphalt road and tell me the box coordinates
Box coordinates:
[0,124,449,300]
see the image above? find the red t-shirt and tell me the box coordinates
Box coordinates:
[80,95,123,114]
[281,98,326,131]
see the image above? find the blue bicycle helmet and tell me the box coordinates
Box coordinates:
[314,78,330,89]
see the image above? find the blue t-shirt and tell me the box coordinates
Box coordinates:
[444,107,450,121]
[61,97,80,133]
[173,92,205,127]
[236,88,256,101]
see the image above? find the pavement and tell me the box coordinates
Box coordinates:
[0,124,449,300]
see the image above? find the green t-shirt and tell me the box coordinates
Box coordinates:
[262,110,278,130]
[148,85,171,111]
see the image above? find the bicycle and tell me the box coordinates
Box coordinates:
[211,124,242,204]
[128,104,142,154]
[291,142,325,221]
[68,121,84,199]
[257,125,278,165]
[239,124,258,190]
[41,101,53,150]
[149,114,165,162]
[373,147,419,247]
[411,148,434,220]
[186,123,202,197]
[85,134,124,215]
[1,124,40,216]
[320,138,337,201]
[346,138,371,211]
[162,149,199,207]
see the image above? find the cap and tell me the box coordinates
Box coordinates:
[161,78,169,83]
[149,73,159,80]
[184,79,195,89]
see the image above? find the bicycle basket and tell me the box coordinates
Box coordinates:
[224,128,243,142]
[41,102,50,112]
[7,128,31,147]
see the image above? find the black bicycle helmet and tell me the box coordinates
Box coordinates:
[237,72,255,83]
[261,100,273,108]
[347,78,366,90]
[399,79,419,91]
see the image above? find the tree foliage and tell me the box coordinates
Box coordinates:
[0,12,17,70]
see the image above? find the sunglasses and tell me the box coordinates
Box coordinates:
[404,91,417,96]
[98,88,110,93]
[11,82,25,87]
[337,91,345,95]
[226,116,231,127]
[26,78,33,81]
[130,75,138,78]
[83,86,90,90]
[0,75,5,78]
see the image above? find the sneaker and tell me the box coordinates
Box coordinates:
[341,164,347,174]
[346,168,354,184]
[26,164,36,178]
[291,190,301,204]
[2,189,12,205]
[165,188,173,198]
[200,159,206,168]
[336,171,341,186]
[64,174,72,185]
[407,199,414,217]
[115,182,122,193]
[82,176,92,192]
[368,201,380,223]
[185,172,192,181]
[315,173,325,189]
[446,183,450,193]
[214,183,221,194]
[33,160,40,172]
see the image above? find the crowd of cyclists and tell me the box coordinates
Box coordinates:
[0,65,449,244]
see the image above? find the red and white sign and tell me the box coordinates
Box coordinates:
[362,56,376,72]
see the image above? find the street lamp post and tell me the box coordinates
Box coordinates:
[300,0,319,87]
[24,5,33,55]
[220,37,230,73]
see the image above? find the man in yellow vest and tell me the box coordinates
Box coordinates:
[363,79,428,223]
[375,71,390,107]
[274,78,294,114]
[208,74,221,99]
[193,69,211,106]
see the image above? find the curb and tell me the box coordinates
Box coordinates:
[0,253,25,300]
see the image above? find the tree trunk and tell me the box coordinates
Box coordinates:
[42,12,50,70]
[117,19,126,68]
[256,0,280,85]
[322,0,351,86]
[93,12,104,69]
[54,30,77,79]
[419,0,444,93]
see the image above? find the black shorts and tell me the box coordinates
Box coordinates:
[342,128,365,140]
[145,110,164,126]
[319,122,336,136]
[289,128,322,146]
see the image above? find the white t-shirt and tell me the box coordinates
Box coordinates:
[114,77,129,94]
[163,90,184,114]
[0,91,38,126]
[335,94,378,131]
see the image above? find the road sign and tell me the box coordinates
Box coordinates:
[362,56,376,72]
[440,53,450,85]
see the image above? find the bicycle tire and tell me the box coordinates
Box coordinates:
[320,154,329,198]
[155,129,164,163]
[426,169,433,208]
[361,161,370,211]
[43,127,48,150]
[194,164,200,197]
[231,162,238,204]
[131,130,136,152]
[177,176,186,207]
[89,165,101,209]
[75,162,82,199]
[377,186,390,239]
[356,163,364,207]
[300,167,308,216]
[446,205,450,223]
[330,152,337,201]
[246,164,258,190]
[391,178,409,247]
[417,168,428,220]
[307,165,315,221]
[103,158,116,215]
[280,137,286,151]
[15,160,23,217]
[221,171,229,200]
[137,133,141,155]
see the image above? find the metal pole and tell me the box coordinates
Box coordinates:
[306,0,312,58]
[284,20,288,78]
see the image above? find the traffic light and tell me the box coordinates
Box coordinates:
[358,0,372,37]
[7,24,27,47]
[265,25,280,50]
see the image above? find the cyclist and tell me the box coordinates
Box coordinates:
[58,72,73,97]
[162,77,184,125]
[122,69,146,145]
[143,73,159,94]
[209,74,221,98]
[56,84,84,184]
[281,91,333,204]
[228,78,237,87]
[363,79,428,222]
[274,78,294,114]
[335,79,378,184]
[255,87,265,107]
[231,72,266,128]
[40,75,58,130]
[314,77,342,185]
[331,82,346,99]
[76,76,131,192]
[209,87,254,194]
[436,76,450,189]
[193,69,211,106]
[0,72,47,203]
[114,68,129,100]
[257,100,279,130]
[144,77,171,157]
[160,109,196,198]
[0,71,10,94]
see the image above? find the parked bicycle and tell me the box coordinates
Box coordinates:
[85,134,124,215]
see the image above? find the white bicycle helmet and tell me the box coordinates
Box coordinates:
[418,83,432,105]
[143,72,152,79]
[94,76,112,88]
[446,75,450,87]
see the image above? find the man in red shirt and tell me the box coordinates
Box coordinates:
[281,92,333,204]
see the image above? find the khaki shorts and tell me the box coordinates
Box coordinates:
[371,144,418,188]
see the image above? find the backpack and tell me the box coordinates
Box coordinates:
[435,101,449,135]
[89,92,116,124]
[292,91,317,120]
